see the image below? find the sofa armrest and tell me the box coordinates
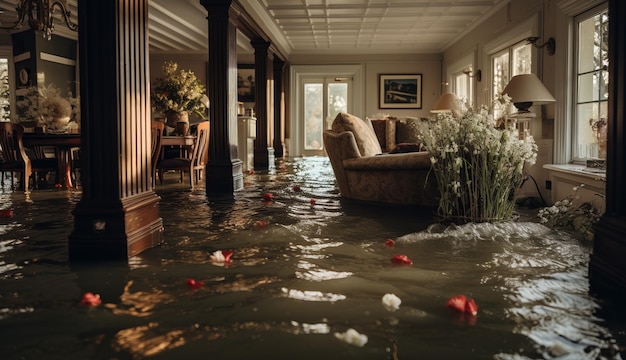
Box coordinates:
[343,152,431,170]
[323,130,362,159]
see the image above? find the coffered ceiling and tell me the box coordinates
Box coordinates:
[0,0,508,57]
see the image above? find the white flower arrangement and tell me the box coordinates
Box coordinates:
[537,184,604,241]
[151,61,206,117]
[16,83,78,131]
[417,94,538,222]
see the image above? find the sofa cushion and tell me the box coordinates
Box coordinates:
[389,142,423,154]
[332,113,382,157]
[396,117,424,144]
[370,119,389,152]
[343,151,431,170]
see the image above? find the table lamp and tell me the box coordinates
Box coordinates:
[502,74,555,138]
[431,93,461,115]
[502,74,555,116]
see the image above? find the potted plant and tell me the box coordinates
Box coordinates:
[151,61,207,132]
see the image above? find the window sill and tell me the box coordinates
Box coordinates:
[543,164,606,212]
[543,164,606,181]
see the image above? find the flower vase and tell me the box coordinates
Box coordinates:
[175,121,190,136]
[46,116,71,133]
[165,110,189,129]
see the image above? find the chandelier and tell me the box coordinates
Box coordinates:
[0,0,78,39]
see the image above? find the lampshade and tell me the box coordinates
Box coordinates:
[502,74,555,112]
[431,93,461,113]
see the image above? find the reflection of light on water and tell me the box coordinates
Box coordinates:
[296,268,353,281]
[211,275,276,293]
[290,320,330,334]
[296,260,352,281]
[0,306,34,320]
[0,239,22,275]
[113,324,186,357]
[282,287,346,302]
[105,280,173,317]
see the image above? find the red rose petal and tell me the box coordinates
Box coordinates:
[80,292,101,307]
[186,278,204,290]
[310,199,316,205]
[465,298,478,316]
[0,209,14,218]
[254,220,269,229]
[390,254,413,265]
[262,192,273,201]
[221,249,233,263]
[385,239,395,247]
[446,295,467,313]
[293,185,302,192]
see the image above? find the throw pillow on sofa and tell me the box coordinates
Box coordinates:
[396,117,424,144]
[332,113,382,156]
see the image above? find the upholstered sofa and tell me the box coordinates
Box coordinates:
[323,112,437,206]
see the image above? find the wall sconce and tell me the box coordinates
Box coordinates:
[0,0,78,40]
[526,37,555,56]
[463,69,481,82]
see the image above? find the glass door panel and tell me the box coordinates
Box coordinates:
[302,78,351,155]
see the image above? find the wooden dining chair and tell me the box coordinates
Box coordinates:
[156,120,209,189]
[150,120,165,187]
[0,122,58,190]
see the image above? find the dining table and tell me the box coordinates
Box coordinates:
[22,132,81,188]
[21,133,196,188]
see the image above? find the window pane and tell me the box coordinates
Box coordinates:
[304,83,323,150]
[454,68,472,106]
[511,43,531,75]
[600,69,609,100]
[577,72,599,102]
[328,83,347,119]
[492,51,509,98]
[576,103,598,158]
[574,7,609,160]
[578,16,597,73]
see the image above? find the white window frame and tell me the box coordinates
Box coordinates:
[571,3,609,163]
[482,14,538,107]
[553,0,607,164]
[446,52,475,109]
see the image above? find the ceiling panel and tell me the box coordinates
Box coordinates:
[0,0,508,57]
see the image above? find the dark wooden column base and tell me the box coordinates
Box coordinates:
[589,218,626,297]
[254,147,275,170]
[68,192,163,261]
[205,159,244,194]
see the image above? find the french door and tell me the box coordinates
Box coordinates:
[301,77,351,156]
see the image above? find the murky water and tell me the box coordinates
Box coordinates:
[0,157,624,359]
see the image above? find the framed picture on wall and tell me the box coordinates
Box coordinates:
[379,74,422,109]
[237,64,255,103]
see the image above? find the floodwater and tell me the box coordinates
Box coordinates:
[0,157,624,359]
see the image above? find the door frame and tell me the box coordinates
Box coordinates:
[289,64,364,157]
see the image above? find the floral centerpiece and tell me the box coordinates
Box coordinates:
[151,61,207,128]
[16,83,74,132]
[417,94,538,223]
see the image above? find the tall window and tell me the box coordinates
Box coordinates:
[574,4,609,160]
[491,41,532,118]
[453,66,473,107]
